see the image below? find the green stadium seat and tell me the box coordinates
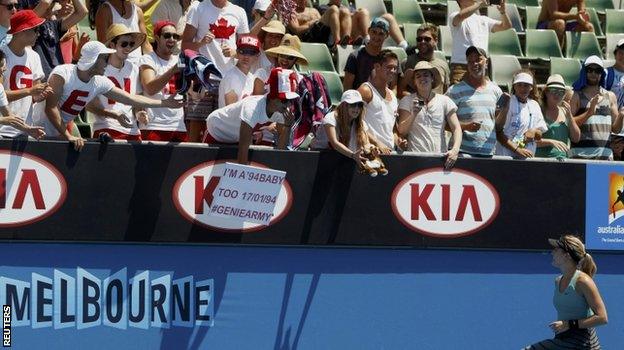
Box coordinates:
[490,55,522,91]
[506,0,539,10]
[391,0,425,25]
[336,45,359,77]
[584,0,614,14]
[434,50,446,61]
[354,0,387,18]
[447,1,460,17]
[606,33,624,59]
[487,4,524,33]
[524,29,563,60]
[319,71,344,106]
[549,57,582,86]
[606,9,624,34]
[299,43,336,72]
[489,29,523,57]
[438,25,452,57]
[403,23,421,46]
[386,46,408,63]
[565,31,602,59]
[525,6,541,30]
[78,17,96,41]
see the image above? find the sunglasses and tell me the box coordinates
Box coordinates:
[586,66,603,74]
[161,32,180,40]
[416,36,432,43]
[548,88,566,97]
[347,102,364,109]
[118,41,136,48]
[237,48,259,56]
[0,3,20,10]
[278,55,297,61]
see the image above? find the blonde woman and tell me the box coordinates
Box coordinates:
[524,235,608,349]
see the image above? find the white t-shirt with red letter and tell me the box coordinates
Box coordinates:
[37,64,115,136]
[186,0,249,73]
[93,62,141,135]
[0,46,44,137]
[139,52,185,132]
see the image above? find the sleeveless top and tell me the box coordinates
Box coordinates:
[570,88,613,160]
[362,82,397,149]
[103,2,142,62]
[553,270,594,321]
[536,107,570,159]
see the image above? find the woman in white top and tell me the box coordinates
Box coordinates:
[495,70,548,159]
[397,61,462,169]
[92,0,152,61]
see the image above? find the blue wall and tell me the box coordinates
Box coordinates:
[2,243,622,349]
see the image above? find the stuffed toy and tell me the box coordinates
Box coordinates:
[359,145,388,177]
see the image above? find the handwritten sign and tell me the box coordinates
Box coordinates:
[209,162,286,225]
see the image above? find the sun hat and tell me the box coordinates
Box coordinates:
[584,55,604,68]
[105,23,146,52]
[265,34,308,65]
[465,45,488,59]
[77,41,116,71]
[261,20,286,35]
[548,237,584,262]
[513,72,534,85]
[267,67,299,101]
[153,20,177,37]
[546,74,566,90]
[8,10,45,35]
[341,90,363,104]
[369,17,389,33]
[413,61,441,89]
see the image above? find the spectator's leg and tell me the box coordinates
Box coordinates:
[320,5,342,47]
[549,19,566,47]
[339,6,352,44]
[352,8,370,40]
[380,13,407,48]
[576,20,594,33]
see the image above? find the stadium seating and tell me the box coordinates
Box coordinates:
[489,29,523,57]
[606,9,624,34]
[354,0,387,18]
[299,43,336,72]
[438,25,452,57]
[335,45,359,77]
[487,4,524,33]
[524,6,541,30]
[606,33,624,59]
[565,32,603,59]
[319,71,344,106]
[391,0,425,25]
[524,29,563,61]
[506,0,539,10]
[584,0,614,15]
[549,57,582,86]
[490,55,522,91]
[403,23,421,46]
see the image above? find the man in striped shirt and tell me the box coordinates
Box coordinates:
[446,46,503,157]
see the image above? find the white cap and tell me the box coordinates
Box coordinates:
[584,55,604,68]
[253,0,271,11]
[77,41,116,71]
[341,90,363,104]
[513,72,533,85]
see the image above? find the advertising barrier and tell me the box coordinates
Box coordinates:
[1,242,623,349]
[586,163,624,250]
[0,140,587,249]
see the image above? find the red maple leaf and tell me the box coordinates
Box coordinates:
[209,18,236,40]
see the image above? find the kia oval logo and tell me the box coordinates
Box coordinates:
[0,150,67,227]
[172,160,293,232]
[391,168,499,238]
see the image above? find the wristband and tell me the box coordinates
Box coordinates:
[568,319,579,329]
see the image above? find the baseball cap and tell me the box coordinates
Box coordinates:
[369,17,390,33]
[513,72,533,85]
[8,10,45,35]
[153,20,176,37]
[341,90,363,104]
[584,55,604,68]
[267,68,299,101]
[77,41,116,71]
[465,45,488,59]
[615,39,624,54]
[237,35,261,53]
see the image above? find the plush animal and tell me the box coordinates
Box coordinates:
[359,145,388,177]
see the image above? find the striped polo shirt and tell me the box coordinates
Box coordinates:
[446,80,502,156]
[571,89,614,160]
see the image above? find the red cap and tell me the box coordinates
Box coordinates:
[8,10,45,35]
[267,68,299,100]
[153,20,176,37]
[236,35,260,51]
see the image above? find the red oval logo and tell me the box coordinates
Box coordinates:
[172,160,293,232]
[0,150,67,227]
[391,167,499,238]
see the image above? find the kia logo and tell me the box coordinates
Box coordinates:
[0,150,67,227]
[391,168,500,238]
[172,160,293,232]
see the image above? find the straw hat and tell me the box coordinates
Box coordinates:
[261,20,286,35]
[412,61,441,90]
[105,23,146,52]
[265,34,308,65]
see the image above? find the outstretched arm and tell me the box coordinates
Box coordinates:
[103,86,184,109]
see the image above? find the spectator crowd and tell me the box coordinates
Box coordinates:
[0,0,623,166]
